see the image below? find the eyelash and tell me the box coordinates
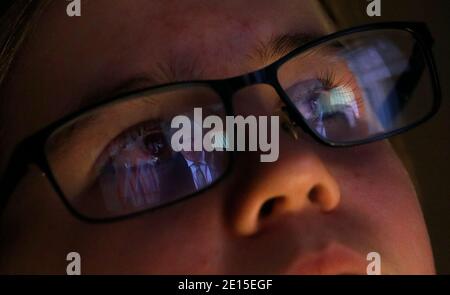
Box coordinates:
[318,69,355,91]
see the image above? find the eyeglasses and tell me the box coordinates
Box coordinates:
[0,22,441,222]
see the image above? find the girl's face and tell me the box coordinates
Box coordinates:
[0,0,435,274]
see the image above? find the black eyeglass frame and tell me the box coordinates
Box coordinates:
[0,22,441,223]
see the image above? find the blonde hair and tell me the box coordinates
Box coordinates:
[0,0,52,176]
[0,0,50,87]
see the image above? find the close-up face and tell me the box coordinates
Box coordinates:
[0,0,440,274]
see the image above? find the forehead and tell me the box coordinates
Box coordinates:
[38,0,329,78]
[0,0,330,158]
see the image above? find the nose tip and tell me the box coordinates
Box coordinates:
[228,153,341,236]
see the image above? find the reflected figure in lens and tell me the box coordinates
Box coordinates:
[181,149,217,190]
[175,116,223,191]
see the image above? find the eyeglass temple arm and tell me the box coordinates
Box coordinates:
[0,137,37,213]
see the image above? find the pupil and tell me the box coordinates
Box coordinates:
[144,132,166,156]
[143,132,170,158]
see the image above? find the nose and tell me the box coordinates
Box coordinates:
[226,85,341,236]
[227,139,341,236]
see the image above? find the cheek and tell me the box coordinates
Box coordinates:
[70,187,226,274]
[0,165,227,274]
[322,141,434,273]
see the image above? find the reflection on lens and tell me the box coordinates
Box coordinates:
[45,84,230,219]
[278,29,434,144]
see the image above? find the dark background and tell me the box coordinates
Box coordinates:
[322,0,450,274]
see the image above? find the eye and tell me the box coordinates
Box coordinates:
[286,71,366,139]
[104,121,170,166]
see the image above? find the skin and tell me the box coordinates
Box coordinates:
[0,0,435,274]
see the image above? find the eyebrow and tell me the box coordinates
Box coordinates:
[254,33,321,64]
[93,32,322,106]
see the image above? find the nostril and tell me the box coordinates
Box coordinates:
[307,185,321,204]
[307,185,338,212]
[258,197,283,220]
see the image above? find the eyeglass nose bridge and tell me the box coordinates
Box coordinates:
[209,65,306,141]
[209,64,295,113]
[227,68,272,89]
[211,65,280,96]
